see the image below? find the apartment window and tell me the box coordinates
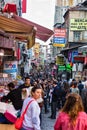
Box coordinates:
[73,31,81,41]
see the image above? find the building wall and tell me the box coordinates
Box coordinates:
[68,10,87,42]
[55,0,85,25]
[54,5,68,25]
[56,0,85,6]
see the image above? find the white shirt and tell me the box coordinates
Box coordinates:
[21,97,41,130]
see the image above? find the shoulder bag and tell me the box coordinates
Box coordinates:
[15,99,34,129]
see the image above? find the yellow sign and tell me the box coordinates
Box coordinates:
[53,43,65,47]
[56,56,65,65]
[70,19,87,31]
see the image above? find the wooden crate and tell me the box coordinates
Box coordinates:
[0,124,17,130]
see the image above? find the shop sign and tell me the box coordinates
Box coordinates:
[56,56,65,65]
[3,61,17,74]
[58,65,66,71]
[58,64,72,71]
[70,19,87,31]
[72,51,78,63]
[53,37,66,44]
[53,43,65,47]
[74,56,85,63]
[54,29,66,38]
[53,28,66,47]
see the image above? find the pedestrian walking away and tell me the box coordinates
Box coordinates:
[54,93,87,130]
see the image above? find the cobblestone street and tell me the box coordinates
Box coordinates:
[41,107,58,130]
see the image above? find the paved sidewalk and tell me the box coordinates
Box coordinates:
[41,107,58,130]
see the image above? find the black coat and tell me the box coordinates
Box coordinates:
[2,88,23,110]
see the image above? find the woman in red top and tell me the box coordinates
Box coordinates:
[54,93,87,130]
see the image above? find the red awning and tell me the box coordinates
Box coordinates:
[13,14,54,42]
[0,14,36,49]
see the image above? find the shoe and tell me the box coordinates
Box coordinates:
[51,117,56,119]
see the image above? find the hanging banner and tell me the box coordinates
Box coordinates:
[22,0,27,13]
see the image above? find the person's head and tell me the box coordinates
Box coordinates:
[33,81,38,87]
[25,77,30,86]
[62,93,84,126]
[79,80,81,83]
[7,82,15,91]
[73,81,77,88]
[31,86,42,100]
[70,81,77,88]
[53,80,57,87]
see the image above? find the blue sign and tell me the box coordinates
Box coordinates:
[3,69,17,73]
[53,37,66,44]
[72,51,78,63]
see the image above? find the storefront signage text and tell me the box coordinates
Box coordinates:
[70,19,87,31]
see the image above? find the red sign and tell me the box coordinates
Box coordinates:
[54,29,66,38]
[22,0,27,13]
[74,56,85,62]
[84,56,87,64]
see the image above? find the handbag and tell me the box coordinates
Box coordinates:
[15,99,34,129]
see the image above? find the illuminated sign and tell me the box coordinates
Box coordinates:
[70,19,87,31]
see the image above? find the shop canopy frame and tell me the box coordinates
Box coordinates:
[12,14,54,42]
[0,14,54,49]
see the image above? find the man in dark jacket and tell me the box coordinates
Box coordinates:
[19,77,31,89]
[49,80,59,119]
[2,82,23,110]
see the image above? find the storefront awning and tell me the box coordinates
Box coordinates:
[78,45,87,53]
[0,14,36,49]
[13,14,54,42]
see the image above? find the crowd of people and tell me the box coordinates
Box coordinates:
[0,67,87,130]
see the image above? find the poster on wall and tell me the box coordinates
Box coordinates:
[3,61,18,79]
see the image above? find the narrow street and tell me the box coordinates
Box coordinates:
[41,107,58,130]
